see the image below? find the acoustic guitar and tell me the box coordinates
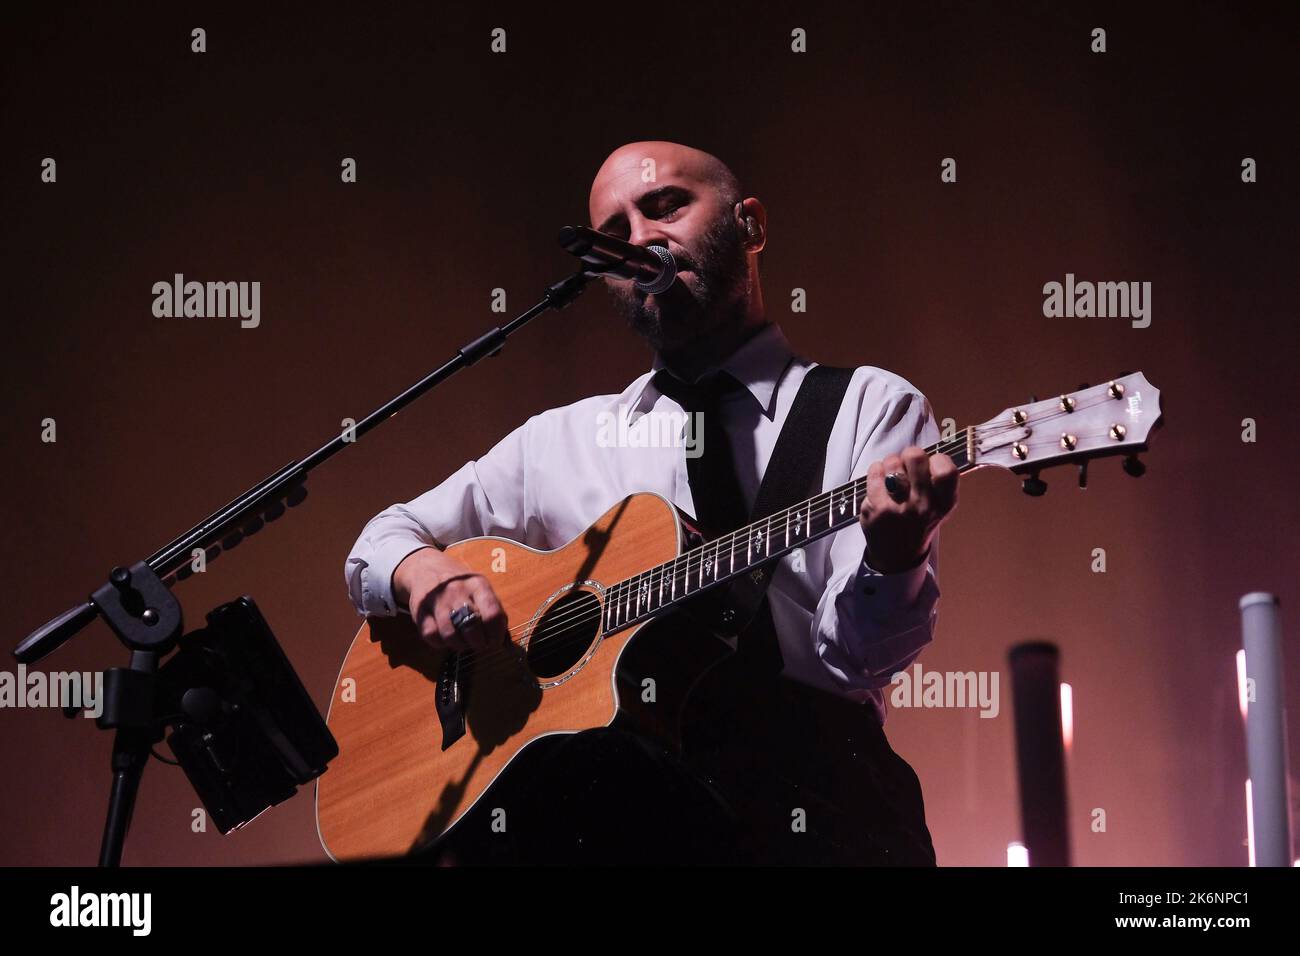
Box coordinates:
[316,373,1162,860]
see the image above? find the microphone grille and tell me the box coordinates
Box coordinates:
[634,245,677,295]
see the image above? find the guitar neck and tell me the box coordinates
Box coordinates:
[601,427,979,634]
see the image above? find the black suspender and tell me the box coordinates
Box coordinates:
[749,364,856,525]
[705,363,856,673]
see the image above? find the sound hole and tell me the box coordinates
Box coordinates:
[525,589,603,679]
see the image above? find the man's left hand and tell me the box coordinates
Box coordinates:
[858,446,959,574]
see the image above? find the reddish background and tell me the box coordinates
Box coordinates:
[2,1,1297,865]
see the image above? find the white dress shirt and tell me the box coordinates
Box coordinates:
[344,321,941,724]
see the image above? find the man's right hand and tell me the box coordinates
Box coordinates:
[392,547,510,653]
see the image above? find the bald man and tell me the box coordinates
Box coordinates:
[346,141,958,865]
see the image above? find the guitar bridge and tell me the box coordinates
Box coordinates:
[435,653,466,750]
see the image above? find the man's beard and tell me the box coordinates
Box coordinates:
[606,208,750,351]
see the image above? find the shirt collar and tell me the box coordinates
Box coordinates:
[628,321,797,420]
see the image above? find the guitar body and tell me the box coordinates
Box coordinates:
[315,491,731,862]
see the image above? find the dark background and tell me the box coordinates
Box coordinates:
[2,1,1297,866]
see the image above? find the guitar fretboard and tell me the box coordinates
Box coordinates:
[601,427,977,634]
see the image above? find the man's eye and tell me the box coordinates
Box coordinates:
[660,203,684,220]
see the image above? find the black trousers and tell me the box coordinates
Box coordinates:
[424,685,936,867]
[425,723,753,865]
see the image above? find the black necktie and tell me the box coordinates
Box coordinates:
[653,368,787,687]
[652,368,750,535]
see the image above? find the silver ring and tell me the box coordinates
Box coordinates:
[884,472,908,503]
[450,603,480,632]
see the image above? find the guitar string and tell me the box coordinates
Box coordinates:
[423,499,864,678]
[438,428,970,654]
[427,444,1113,687]
[465,391,1134,653]
[440,410,1137,678]
[416,473,896,683]
[428,395,1141,676]
[452,408,1133,671]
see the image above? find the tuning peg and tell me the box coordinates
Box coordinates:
[1021,471,1047,496]
[1078,460,1089,488]
[1122,454,1146,478]
[1078,382,1090,391]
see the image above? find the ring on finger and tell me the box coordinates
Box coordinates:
[450,602,481,632]
[884,472,909,503]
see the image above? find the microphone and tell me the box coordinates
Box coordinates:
[558,225,677,295]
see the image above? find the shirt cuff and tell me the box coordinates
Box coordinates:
[855,545,930,614]
[355,541,437,617]
[845,546,937,676]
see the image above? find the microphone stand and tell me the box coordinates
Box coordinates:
[13,266,596,866]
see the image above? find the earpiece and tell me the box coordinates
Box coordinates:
[737,202,759,243]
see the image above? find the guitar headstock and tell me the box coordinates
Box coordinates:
[969,372,1162,486]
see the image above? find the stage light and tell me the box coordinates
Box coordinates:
[1236,649,1248,721]
[1060,682,1074,753]
[1245,779,1255,868]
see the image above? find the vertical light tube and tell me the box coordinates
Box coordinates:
[1009,642,1071,867]
[1240,593,1291,867]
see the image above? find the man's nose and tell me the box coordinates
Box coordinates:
[626,214,670,250]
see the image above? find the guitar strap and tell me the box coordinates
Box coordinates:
[722,362,855,676]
